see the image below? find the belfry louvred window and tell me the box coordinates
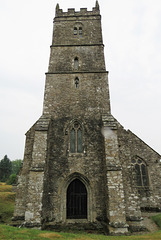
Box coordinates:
[74,26,82,37]
[79,27,82,36]
[74,27,77,35]
[132,157,149,187]
[70,121,82,153]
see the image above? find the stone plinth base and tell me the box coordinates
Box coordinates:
[108,222,129,235]
[127,217,147,232]
[12,217,42,229]
[43,221,108,234]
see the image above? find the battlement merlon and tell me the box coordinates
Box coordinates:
[55,1,100,18]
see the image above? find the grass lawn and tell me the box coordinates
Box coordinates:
[0,225,161,240]
[0,182,15,224]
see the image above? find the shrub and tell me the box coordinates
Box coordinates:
[6,174,17,185]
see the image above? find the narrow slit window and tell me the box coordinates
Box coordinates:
[74,27,77,35]
[74,57,79,70]
[75,77,79,88]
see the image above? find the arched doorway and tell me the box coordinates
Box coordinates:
[67,179,87,219]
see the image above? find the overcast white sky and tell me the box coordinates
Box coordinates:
[0,0,161,160]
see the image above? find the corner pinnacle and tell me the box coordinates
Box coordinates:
[56,3,60,13]
[95,0,100,10]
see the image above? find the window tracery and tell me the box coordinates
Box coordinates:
[70,121,83,153]
[73,24,83,37]
[132,156,149,187]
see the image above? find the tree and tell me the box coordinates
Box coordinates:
[11,159,22,175]
[0,155,12,182]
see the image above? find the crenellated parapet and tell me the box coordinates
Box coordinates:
[55,1,100,17]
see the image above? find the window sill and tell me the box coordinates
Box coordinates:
[68,152,86,157]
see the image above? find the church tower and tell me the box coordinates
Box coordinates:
[13,1,161,235]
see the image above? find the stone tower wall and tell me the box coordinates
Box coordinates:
[48,45,105,73]
[53,7,102,46]
[43,4,109,118]
[41,117,108,226]
[43,73,110,117]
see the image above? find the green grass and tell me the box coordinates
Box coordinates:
[0,183,15,224]
[0,225,161,240]
[151,214,161,229]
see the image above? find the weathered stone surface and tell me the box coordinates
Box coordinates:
[13,2,161,235]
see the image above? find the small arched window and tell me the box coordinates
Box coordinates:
[74,57,79,70]
[75,77,79,89]
[70,121,82,153]
[132,157,149,187]
[74,27,77,35]
[79,27,82,36]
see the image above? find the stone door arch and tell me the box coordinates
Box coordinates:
[60,172,93,222]
[67,179,87,219]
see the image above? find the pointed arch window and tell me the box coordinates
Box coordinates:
[70,121,82,153]
[132,157,149,187]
